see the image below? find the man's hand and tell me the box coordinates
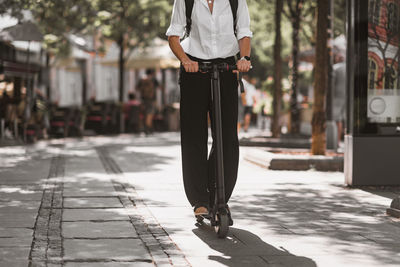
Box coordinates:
[182,58,199,73]
[236,59,251,73]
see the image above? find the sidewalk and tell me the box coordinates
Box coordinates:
[1,133,400,266]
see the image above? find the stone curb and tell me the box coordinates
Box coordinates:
[269,156,344,172]
[240,137,311,149]
[243,148,344,172]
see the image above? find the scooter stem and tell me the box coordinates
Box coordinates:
[211,65,226,210]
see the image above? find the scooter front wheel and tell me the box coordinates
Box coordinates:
[215,213,229,238]
[196,215,204,223]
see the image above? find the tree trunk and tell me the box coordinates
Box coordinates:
[326,0,334,121]
[46,52,51,102]
[289,4,301,135]
[272,0,283,138]
[118,34,125,133]
[311,0,329,155]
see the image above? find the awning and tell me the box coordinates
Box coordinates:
[101,37,180,69]
[0,60,40,78]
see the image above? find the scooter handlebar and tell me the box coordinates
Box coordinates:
[198,63,238,73]
[198,63,253,73]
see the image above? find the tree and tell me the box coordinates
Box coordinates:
[271,0,283,138]
[0,0,33,19]
[311,0,329,155]
[94,0,172,132]
[284,0,305,135]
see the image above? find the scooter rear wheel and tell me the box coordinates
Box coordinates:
[215,213,229,238]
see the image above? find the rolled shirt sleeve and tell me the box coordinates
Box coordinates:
[166,0,186,38]
[236,0,253,40]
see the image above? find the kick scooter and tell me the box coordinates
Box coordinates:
[195,62,244,239]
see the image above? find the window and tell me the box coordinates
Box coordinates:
[369,0,382,25]
[387,2,399,34]
[368,59,378,89]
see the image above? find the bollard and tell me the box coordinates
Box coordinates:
[14,119,18,139]
[1,119,4,140]
[387,197,400,218]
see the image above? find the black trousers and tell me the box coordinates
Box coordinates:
[179,55,239,208]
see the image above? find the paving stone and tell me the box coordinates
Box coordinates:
[0,211,37,221]
[63,208,131,221]
[0,246,30,259]
[63,197,123,208]
[0,236,33,247]
[64,239,151,261]
[63,181,115,191]
[0,227,33,238]
[63,187,117,197]
[0,218,37,228]
[0,203,40,212]
[64,262,155,267]
[185,256,267,267]
[0,259,30,267]
[0,191,43,201]
[63,221,138,238]
[261,255,317,267]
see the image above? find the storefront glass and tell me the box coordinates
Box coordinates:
[367,0,400,125]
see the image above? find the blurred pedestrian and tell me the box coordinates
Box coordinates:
[332,53,346,144]
[242,74,257,132]
[137,69,159,135]
[0,90,10,138]
[167,0,252,218]
[124,92,141,133]
[33,89,50,139]
[237,88,246,133]
[254,90,272,132]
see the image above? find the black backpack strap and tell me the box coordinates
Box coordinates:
[229,0,238,36]
[185,0,195,38]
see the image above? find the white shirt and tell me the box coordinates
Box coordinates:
[166,0,253,60]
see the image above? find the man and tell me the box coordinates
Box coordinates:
[242,74,257,132]
[137,69,159,134]
[332,53,346,144]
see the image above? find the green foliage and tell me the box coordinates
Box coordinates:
[1,0,346,70]
[247,0,292,81]
[93,0,172,51]
[1,0,172,58]
[334,0,346,37]
[0,0,34,20]
[248,0,345,92]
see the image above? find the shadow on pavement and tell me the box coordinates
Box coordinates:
[229,185,400,266]
[193,224,317,267]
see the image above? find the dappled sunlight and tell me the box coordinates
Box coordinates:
[75,172,110,180]
[0,146,26,155]
[0,155,32,168]
[0,187,36,194]
[0,146,31,168]
[0,200,39,210]
[61,174,115,188]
